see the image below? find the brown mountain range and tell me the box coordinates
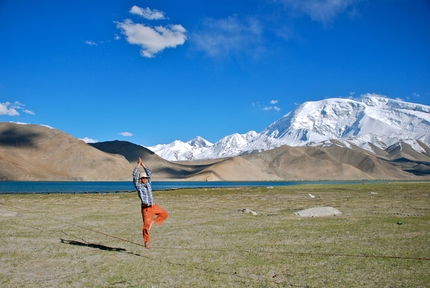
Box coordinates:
[1,122,429,181]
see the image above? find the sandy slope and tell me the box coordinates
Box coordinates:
[0,123,131,180]
[185,145,419,181]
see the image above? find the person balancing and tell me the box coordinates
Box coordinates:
[133,157,168,249]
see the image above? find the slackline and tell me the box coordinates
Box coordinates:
[1,201,429,261]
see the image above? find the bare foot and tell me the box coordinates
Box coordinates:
[144,242,151,249]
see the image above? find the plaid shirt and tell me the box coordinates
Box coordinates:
[133,166,154,206]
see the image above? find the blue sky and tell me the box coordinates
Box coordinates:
[1,0,429,146]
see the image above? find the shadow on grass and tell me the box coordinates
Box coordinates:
[60,238,126,252]
[59,238,244,280]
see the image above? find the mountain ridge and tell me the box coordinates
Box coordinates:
[0,123,131,180]
[1,122,429,181]
[1,94,430,181]
[148,94,430,162]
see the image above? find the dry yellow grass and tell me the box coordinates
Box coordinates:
[1,182,429,287]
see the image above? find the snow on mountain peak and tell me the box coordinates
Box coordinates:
[187,136,213,148]
[263,97,367,143]
[361,93,430,114]
[147,95,430,161]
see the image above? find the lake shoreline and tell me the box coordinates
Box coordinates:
[0,180,408,194]
[0,180,430,195]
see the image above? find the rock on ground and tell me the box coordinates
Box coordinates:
[295,206,341,217]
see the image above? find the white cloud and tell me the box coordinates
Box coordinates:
[80,137,98,143]
[40,124,54,129]
[264,106,281,111]
[0,101,34,116]
[119,132,133,137]
[114,34,121,40]
[192,15,263,57]
[85,40,98,46]
[116,19,187,58]
[9,121,30,125]
[0,102,19,116]
[130,6,166,20]
[263,100,281,112]
[279,0,360,24]
[24,109,35,115]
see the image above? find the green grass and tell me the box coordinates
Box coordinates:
[0,182,429,287]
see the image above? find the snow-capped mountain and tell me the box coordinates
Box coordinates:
[147,94,430,161]
[148,136,214,161]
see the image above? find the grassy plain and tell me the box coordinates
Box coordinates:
[0,182,429,287]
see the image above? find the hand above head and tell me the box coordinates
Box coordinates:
[137,157,146,168]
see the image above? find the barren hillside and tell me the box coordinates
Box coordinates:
[0,123,131,180]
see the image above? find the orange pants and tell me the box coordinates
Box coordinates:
[141,203,168,244]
